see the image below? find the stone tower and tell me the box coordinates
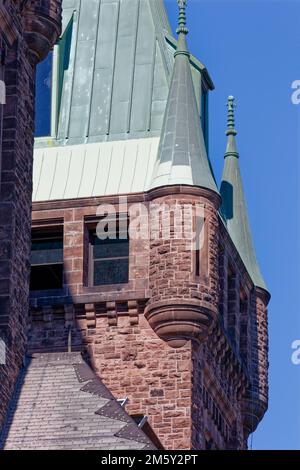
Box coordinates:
[0,0,61,429]
[0,0,270,450]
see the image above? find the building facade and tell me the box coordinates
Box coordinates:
[0,0,270,450]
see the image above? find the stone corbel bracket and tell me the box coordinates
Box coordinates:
[22,0,62,63]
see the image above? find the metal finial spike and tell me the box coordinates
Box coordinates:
[177,0,188,35]
[226,95,237,136]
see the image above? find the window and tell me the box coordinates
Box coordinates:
[30,229,63,291]
[34,15,74,139]
[35,51,53,137]
[88,231,129,286]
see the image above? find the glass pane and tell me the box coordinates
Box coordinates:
[31,239,63,251]
[93,238,129,259]
[31,236,63,264]
[31,248,63,266]
[94,259,129,286]
[35,52,53,137]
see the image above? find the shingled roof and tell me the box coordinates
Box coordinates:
[0,353,156,450]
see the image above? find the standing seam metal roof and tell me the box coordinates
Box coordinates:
[51,0,173,144]
[35,0,212,148]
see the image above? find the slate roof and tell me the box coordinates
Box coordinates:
[0,353,156,450]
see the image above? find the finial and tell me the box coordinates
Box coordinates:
[226,96,237,136]
[176,0,188,35]
[225,96,239,158]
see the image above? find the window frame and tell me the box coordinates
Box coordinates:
[85,214,129,288]
[30,221,64,293]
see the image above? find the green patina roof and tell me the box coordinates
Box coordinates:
[37,0,213,148]
[220,96,267,291]
[150,0,218,192]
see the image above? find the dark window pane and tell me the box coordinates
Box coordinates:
[31,235,63,265]
[35,52,53,137]
[31,248,63,266]
[31,239,63,251]
[30,264,63,291]
[93,238,129,259]
[94,259,129,286]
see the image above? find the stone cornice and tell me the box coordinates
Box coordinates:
[147,185,221,210]
[255,286,271,305]
[32,185,222,212]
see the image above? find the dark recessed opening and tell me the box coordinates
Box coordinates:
[30,229,63,291]
[30,264,63,291]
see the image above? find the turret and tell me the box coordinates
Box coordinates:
[22,0,62,63]
[0,0,61,432]
[145,0,221,348]
[220,96,270,438]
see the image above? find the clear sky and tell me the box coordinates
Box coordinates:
[165,0,300,450]
[35,0,300,450]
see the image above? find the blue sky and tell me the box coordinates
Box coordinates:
[165,0,300,450]
[35,0,300,450]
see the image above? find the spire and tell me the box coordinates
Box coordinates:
[150,0,218,194]
[177,0,188,34]
[220,96,267,290]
